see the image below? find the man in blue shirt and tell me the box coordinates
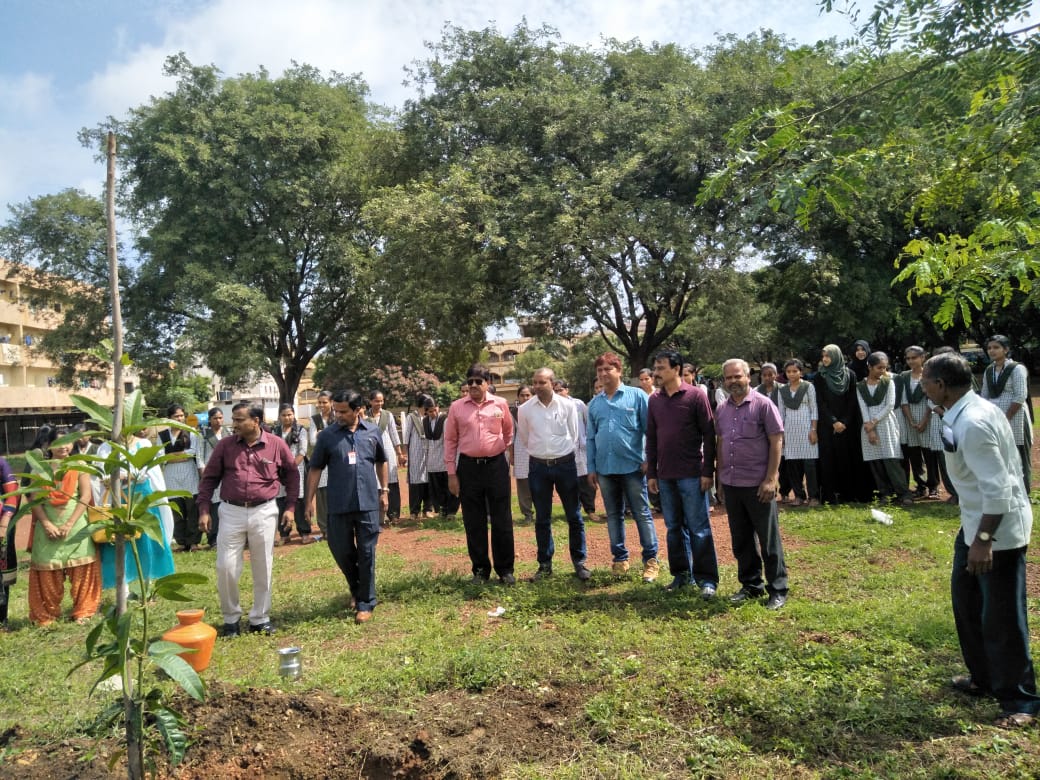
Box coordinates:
[306,390,388,624]
[586,352,660,583]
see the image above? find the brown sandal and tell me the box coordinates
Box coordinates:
[994,712,1036,729]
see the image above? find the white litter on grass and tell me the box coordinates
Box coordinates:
[96,676,123,692]
[487,606,506,618]
[871,508,894,525]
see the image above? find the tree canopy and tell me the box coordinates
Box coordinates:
[83,54,395,402]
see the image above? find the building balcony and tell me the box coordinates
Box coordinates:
[0,383,115,414]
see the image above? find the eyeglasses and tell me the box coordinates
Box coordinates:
[466,378,485,386]
[941,424,957,453]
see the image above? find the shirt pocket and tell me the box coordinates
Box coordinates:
[740,421,761,439]
[483,412,503,435]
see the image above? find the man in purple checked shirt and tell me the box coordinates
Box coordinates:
[714,358,789,611]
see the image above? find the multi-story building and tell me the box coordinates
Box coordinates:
[0,259,132,452]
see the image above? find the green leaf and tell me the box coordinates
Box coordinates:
[69,395,115,431]
[152,706,190,765]
[151,654,205,702]
[148,639,197,658]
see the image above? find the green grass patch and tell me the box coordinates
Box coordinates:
[3,503,1040,777]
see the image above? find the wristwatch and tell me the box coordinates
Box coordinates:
[976,530,994,543]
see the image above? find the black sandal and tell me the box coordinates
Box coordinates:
[951,674,985,696]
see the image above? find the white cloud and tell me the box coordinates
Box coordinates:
[0,72,56,117]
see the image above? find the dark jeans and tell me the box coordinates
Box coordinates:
[528,456,586,568]
[327,510,381,612]
[658,477,718,586]
[722,484,788,596]
[597,470,658,563]
[457,453,514,578]
[951,531,1040,715]
[171,495,201,548]
[277,496,312,538]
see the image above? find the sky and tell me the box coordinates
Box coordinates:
[0,0,865,215]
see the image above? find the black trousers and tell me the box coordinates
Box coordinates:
[386,482,401,520]
[722,484,788,596]
[171,495,201,548]
[457,453,514,578]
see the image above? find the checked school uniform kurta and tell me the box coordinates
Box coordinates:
[857,379,901,461]
[779,383,819,460]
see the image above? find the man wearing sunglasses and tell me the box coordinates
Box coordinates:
[445,364,516,584]
[921,353,1038,729]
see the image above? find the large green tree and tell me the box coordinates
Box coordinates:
[394,25,836,371]
[83,54,394,402]
[0,189,125,384]
[707,1,1040,333]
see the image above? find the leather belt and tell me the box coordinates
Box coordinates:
[459,453,504,465]
[529,453,576,467]
[222,498,275,508]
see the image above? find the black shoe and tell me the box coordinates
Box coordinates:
[247,621,277,635]
[665,575,691,592]
[221,622,241,638]
[469,573,490,584]
[729,587,765,604]
[533,566,553,581]
[765,593,787,611]
[574,564,592,581]
[499,573,516,586]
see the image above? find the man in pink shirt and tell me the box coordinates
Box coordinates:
[446,363,516,584]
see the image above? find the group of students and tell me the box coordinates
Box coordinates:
[747,336,1032,509]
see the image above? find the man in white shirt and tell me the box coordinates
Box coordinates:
[518,368,590,581]
[922,352,1039,728]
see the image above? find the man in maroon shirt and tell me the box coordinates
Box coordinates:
[715,359,788,611]
[647,350,719,598]
[198,403,299,637]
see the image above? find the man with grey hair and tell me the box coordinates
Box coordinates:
[714,358,788,610]
[921,352,1039,727]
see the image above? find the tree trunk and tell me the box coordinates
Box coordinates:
[107,130,143,780]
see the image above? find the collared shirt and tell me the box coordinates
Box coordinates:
[197,430,299,514]
[517,393,580,459]
[444,393,514,475]
[942,389,1032,550]
[646,381,715,480]
[586,383,648,475]
[308,419,387,514]
[715,390,783,487]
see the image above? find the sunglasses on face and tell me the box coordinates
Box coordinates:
[941,424,957,453]
[466,378,485,386]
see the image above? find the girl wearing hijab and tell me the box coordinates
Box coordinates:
[849,340,871,381]
[813,344,876,504]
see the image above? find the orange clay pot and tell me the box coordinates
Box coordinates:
[162,609,217,672]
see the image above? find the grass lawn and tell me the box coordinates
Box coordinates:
[2,501,1039,778]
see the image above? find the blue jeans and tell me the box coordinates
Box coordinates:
[596,471,658,563]
[658,477,719,586]
[528,457,586,567]
[951,531,1040,715]
[327,510,381,612]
